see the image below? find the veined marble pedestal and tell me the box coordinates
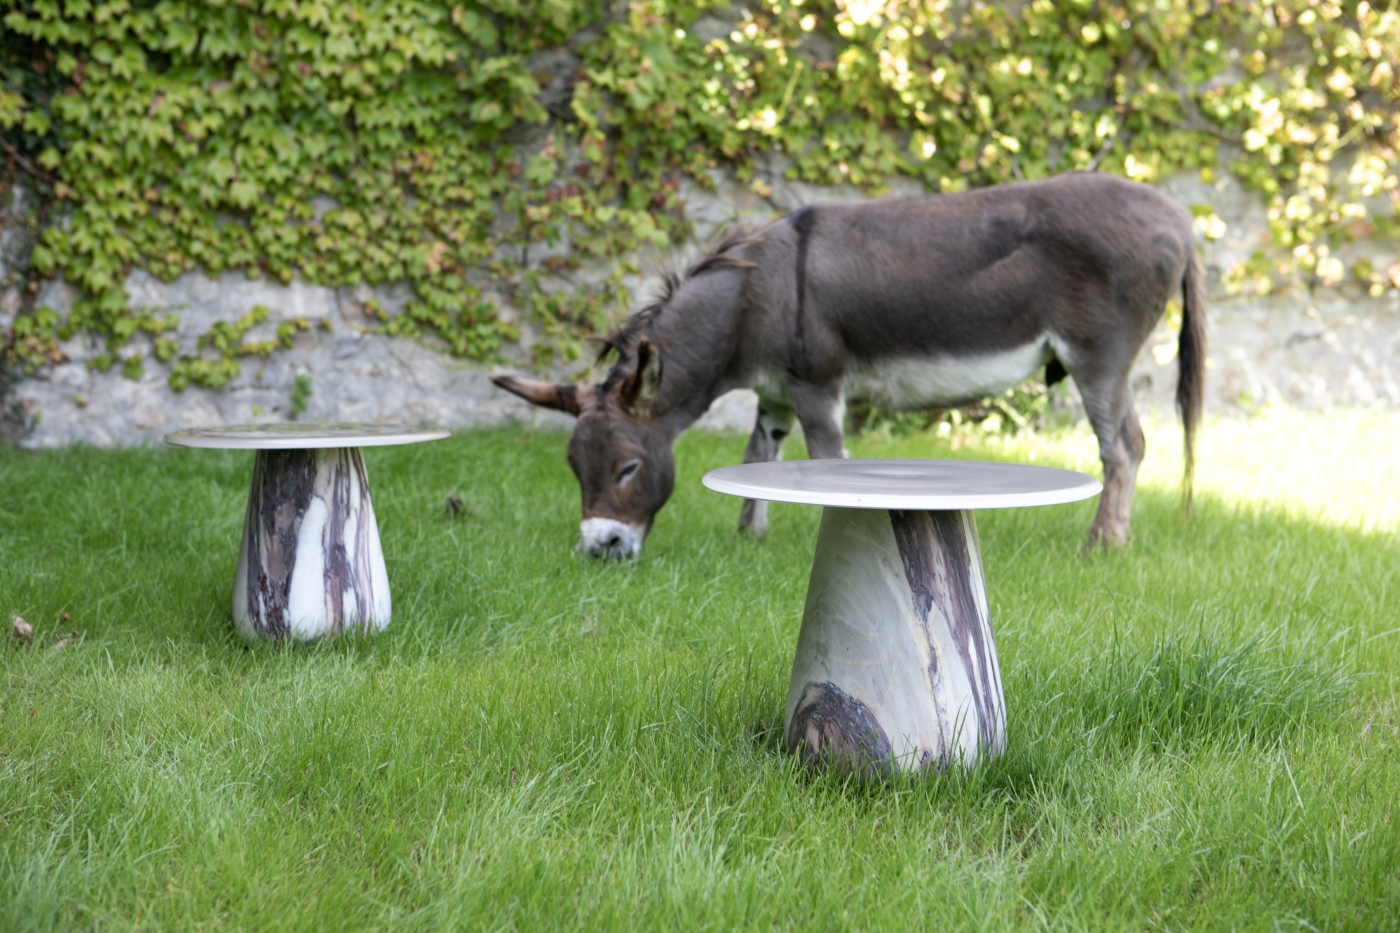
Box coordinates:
[704,459,1101,777]
[167,423,449,641]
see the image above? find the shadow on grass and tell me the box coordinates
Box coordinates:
[1071,628,1350,749]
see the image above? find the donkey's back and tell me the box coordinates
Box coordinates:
[752,173,1193,368]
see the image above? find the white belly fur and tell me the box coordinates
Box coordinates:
[848,339,1052,410]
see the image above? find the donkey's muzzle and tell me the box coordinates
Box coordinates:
[578,517,645,561]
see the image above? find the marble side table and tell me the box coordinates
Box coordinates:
[166,424,449,641]
[703,459,1101,777]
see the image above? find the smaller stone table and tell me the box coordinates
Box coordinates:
[703,458,1100,776]
[166,424,449,641]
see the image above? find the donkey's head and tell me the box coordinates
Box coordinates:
[494,228,760,559]
[493,338,674,560]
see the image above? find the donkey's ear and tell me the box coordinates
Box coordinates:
[492,375,584,416]
[623,339,663,416]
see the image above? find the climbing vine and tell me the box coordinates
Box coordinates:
[1,0,1397,390]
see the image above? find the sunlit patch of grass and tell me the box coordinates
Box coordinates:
[868,405,1400,533]
[2,408,1399,930]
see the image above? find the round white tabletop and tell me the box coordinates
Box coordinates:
[165,423,450,450]
[703,458,1101,510]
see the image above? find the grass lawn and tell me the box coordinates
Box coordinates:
[2,408,1399,931]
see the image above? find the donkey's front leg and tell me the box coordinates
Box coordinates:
[738,398,796,538]
[785,378,848,460]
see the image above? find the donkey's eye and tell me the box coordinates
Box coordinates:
[615,460,641,487]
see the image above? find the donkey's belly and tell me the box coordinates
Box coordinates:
[847,338,1052,410]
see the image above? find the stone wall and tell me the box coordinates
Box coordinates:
[3,166,1398,448]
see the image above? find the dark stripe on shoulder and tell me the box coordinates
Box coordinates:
[791,206,815,370]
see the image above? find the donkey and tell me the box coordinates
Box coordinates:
[494,172,1206,559]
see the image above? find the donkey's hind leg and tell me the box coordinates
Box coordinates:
[1080,374,1146,549]
[738,398,796,538]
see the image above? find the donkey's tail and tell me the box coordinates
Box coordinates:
[1176,248,1207,512]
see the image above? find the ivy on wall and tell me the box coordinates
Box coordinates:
[1,0,1397,390]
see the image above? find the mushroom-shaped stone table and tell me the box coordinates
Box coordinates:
[703,459,1101,776]
[166,424,449,641]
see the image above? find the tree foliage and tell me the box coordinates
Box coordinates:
[2,0,1397,388]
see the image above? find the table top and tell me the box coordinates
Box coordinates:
[165,423,451,450]
[703,458,1101,510]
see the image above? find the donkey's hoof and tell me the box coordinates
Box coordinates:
[737,520,768,540]
[737,499,768,539]
[1081,525,1130,553]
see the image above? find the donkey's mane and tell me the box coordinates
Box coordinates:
[596,227,761,365]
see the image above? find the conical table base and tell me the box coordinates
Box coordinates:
[786,507,1004,776]
[233,447,390,640]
